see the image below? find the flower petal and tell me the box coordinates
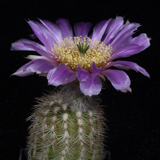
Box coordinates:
[74,22,92,38]
[128,33,150,50]
[91,19,111,42]
[77,65,102,96]
[27,20,56,50]
[11,39,35,51]
[56,18,74,39]
[26,55,47,60]
[11,39,46,51]
[110,44,143,61]
[103,17,124,45]
[110,23,140,52]
[11,39,48,55]
[12,64,34,77]
[102,69,131,92]
[105,60,150,78]
[11,39,54,60]
[110,33,150,61]
[39,19,63,43]
[47,64,76,86]
[90,62,103,75]
[12,58,55,77]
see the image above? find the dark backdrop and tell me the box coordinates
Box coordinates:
[0,0,159,160]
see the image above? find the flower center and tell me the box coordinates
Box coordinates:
[51,37,112,71]
[76,42,90,54]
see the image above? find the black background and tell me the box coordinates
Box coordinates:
[0,0,159,160]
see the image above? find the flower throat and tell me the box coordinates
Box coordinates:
[51,37,112,71]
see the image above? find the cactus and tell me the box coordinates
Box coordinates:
[11,17,150,160]
[27,83,106,160]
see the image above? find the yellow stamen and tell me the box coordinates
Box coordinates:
[51,37,112,71]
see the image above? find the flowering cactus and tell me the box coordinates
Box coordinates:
[12,17,150,160]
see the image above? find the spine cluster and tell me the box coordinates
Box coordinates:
[27,87,106,160]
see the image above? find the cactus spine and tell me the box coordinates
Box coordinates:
[27,82,106,160]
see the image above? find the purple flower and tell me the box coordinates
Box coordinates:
[11,17,150,96]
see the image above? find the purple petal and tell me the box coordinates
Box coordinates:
[103,17,124,45]
[110,23,140,52]
[39,19,63,43]
[11,39,35,51]
[102,69,131,92]
[12,58,55,77]
[12,64,34,77]
[47,64,76,86]
[23,59,55,74]
[109,44,144,61]
[105,61,150,78]
[74,22,92,38]
[76,65,91,82]
[90,62,103,75]
[128,33,150,50]
[56,18,74,39]
[27,20,56,50]
[110,33,150,61]
[91,20,111,42]
[77,65,102,96]
[11,39,46,51]
[11,39,57,63]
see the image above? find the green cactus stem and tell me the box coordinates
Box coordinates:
[27,82,107,160]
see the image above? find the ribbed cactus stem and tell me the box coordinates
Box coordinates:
[27,82,106,160]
